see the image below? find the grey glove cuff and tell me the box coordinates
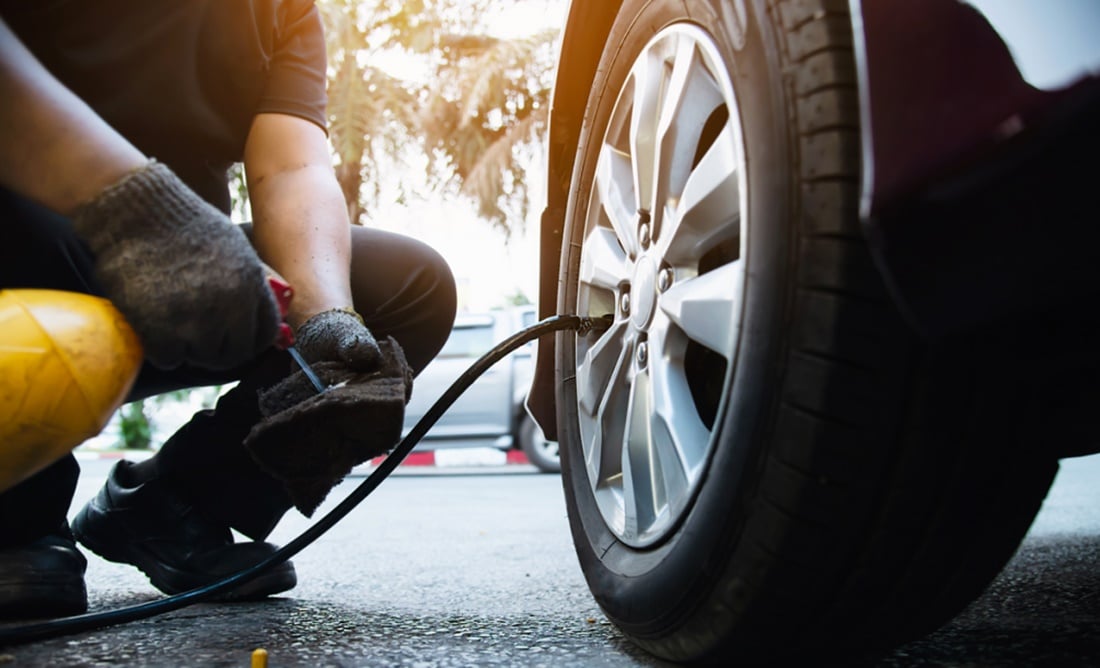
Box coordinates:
[295,308,382,371]
[73,161,216,243]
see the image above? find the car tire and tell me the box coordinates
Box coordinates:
[519,414,561,473]
[554,0,1058,662]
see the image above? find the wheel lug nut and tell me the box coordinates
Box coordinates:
[636,341,648,368]
[620,292,631,315]
[658,267,673,292]
[639,223,651,248]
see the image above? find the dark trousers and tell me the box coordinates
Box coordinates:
[0,187,457,545]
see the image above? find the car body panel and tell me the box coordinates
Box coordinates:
[852,0,1100,219]
[852,0,1100,337]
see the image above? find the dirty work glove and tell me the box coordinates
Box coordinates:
[244,336,414,516]
[293,307,382,371]
[72,160,279,371]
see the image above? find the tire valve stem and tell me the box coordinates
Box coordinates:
[577,314,614,335]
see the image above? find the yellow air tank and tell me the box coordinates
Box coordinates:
[0,290,143,492]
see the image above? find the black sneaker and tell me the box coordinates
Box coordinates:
[71,461,296,600]
[0,525,87,619]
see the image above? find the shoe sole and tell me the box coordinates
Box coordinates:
[72,506,296,601]
[0,572,87,618]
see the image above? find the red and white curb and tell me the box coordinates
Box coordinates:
[76,447,533,469]
[367,448,531,468]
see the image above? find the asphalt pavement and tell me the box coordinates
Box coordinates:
[0,452,1096,666]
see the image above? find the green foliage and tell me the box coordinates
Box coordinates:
[228,163,250,221]
[320,0,425,225]
[504,289,532,307]
[117,400,152,450]
[421,27,558,234]
[110,387,226,451]
[316,0,562,234]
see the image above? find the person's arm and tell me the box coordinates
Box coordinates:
[244,111,381,371]
[244,112,354,329]
[0,17,279,370]
[0,18,145,215]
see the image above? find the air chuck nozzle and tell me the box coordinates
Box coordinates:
[578,314,614,335]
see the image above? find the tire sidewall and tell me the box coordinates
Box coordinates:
[557,0,796,635]
[520,415,561,472]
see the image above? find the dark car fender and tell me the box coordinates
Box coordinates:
[852,0,1100,340]
[528,0,624,441]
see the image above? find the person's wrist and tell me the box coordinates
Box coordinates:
[295,307,378,369]
[72,160,211,243]
[295,306,362,330]
[329,306,363,325]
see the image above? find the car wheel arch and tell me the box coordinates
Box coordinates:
[529,1,627,445]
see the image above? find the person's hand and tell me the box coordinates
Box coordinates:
[246,335,413,516]
[71,160,279,370]
[293,308,382,371]
[246,308,398,516]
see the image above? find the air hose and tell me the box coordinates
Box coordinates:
[0,314,608,645]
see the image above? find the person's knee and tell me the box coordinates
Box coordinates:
[419,245,458,331]
[407,245,457,371]
[348,231,457,373]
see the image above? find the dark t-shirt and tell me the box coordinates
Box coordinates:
[1,0,328,212]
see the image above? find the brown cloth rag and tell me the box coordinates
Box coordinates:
[244,337,413,516]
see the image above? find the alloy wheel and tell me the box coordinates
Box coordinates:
[574,24,747,547]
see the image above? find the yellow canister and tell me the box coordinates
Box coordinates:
[0,290,143,492]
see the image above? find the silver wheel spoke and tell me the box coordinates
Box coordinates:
[588,340,631,495]
[578,323,629,484]
[580,227,631,292]
[660,124,742,266]
[622,365,657,538]
[655,36,725,223]
[595,146,641,257]
[657,261,742,359]
[628,46,664,214]
[620,326,696,539]
[577,319,627,419]
[649,314,710,478]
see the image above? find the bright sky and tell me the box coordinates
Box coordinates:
[367,0,567,314]
[481,0,567,38]
[368,188,544,312]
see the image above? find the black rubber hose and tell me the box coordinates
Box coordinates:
[0,314,600,645]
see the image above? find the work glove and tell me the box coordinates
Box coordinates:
[72,160,279,371]
[293,307,382,371]
[244,335,414,516]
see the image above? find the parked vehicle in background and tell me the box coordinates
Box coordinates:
[404,306,560,473]
[527,0,1100,663]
